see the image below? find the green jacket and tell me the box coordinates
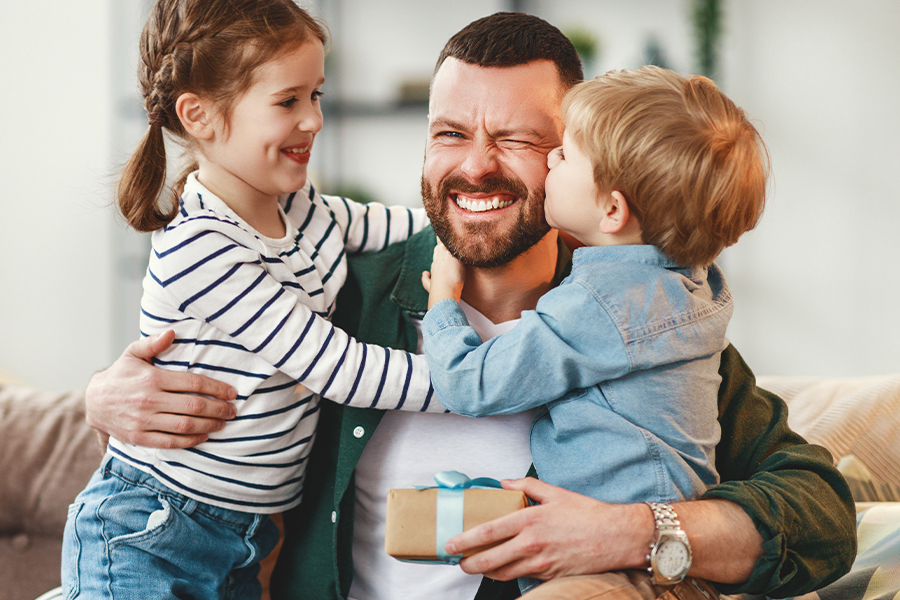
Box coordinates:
[271,227,856,600]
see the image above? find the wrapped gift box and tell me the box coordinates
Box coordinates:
[385,486,528,562]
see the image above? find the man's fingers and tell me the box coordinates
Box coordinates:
[153,369,237,404]
[122,333,238,404]
[112,407,227,447]
[126,330,176,361]
[151,410,227,436]
[144,389,236,421]
[501,477,565,504]
[446,507,529,554]
[453,512,545,580]
[128,430,213,450]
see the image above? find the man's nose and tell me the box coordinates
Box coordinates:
[459,142,500,181]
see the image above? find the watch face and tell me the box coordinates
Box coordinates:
[656,539,690,578]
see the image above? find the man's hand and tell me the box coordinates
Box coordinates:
[445,478,763,585]
[422,241,466,309]
[85,330,237,449]
[445,478,652,581]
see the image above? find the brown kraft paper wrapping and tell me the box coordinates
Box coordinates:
[385,487,528,561]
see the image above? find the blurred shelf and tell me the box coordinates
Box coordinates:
[322,99,428,119]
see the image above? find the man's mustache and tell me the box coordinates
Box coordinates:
[436,174,530,200]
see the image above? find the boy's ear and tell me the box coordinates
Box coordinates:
[175,92,214,140]
[598,190,631,234]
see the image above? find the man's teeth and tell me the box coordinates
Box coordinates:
[455,196,513,212]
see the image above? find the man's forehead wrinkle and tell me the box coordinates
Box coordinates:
[429,116,471,132]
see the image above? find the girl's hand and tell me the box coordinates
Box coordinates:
[422,241,466,309]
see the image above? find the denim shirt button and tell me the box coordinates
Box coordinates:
[353,426,365,438]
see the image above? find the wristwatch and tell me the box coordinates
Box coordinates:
[645,501,692,585]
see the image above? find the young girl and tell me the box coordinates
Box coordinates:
[62,0,441,597]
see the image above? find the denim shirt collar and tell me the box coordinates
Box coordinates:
[572,244,695,273]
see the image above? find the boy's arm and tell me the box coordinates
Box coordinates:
[422,283,630,416]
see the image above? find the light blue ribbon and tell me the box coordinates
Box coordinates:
[408,471,502,565]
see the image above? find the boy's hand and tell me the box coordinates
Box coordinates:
[422,241,466,309]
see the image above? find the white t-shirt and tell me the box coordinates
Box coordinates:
[349,302,536,600]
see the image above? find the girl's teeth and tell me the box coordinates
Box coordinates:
[455,196,513,212]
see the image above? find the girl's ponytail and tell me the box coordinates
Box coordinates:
[117,113,177,233]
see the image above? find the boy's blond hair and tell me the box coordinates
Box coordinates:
[562,65,769,267]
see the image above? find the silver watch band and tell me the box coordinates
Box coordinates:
[646,501,681,531]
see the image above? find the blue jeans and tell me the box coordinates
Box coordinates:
[61,456,280,600]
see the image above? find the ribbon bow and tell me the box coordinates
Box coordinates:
[413,471,502,564]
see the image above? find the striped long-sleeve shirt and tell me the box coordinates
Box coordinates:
[109,173,440,513]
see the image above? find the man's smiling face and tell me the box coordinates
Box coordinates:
[421,58,566,268]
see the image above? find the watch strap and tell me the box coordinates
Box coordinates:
[646,501,681,532]
[645,501,691,585]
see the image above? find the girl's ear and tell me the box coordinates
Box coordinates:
[598,190,631,234]
[175,92,214,140]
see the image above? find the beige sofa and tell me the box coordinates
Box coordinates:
[0,385,283,600]
[2,376,899,600]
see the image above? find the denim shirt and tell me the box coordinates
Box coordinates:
[422,244,731,503]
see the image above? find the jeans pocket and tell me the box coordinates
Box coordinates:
[61,502,84,600]
[237,514,281,570]
[106,495,173,551]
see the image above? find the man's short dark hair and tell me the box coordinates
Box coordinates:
[435,12,583,90]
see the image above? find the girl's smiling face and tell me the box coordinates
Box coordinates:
[197,38,325,208]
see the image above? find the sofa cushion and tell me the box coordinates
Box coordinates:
[0,384,102,600]
[0,384,101,537]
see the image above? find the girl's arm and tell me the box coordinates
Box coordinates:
[150,223,443,413]
[320,190,429,254]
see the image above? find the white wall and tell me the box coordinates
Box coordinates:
[0,1,119,391]
[1,0,898,392]
[719,0,900,376]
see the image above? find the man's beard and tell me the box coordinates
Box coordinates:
[421,173,550,268]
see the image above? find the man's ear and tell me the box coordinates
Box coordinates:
[598,190,631,234]
[175,92,214,140]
